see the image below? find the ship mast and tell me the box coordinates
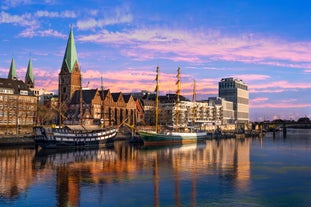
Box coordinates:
[59,78,62,127]
[155,66,160,133]
[192,80,196,125]
[192,80,196,102]
[175,67,181,130]
[80,73,83,125]
[100,76,105,128]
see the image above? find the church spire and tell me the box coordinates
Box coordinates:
[8,57,17,80]
[61,26,79,73]
[25,58,34,88]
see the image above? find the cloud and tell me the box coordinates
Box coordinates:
[251,102,311,109]
[77,5,133,30]
[250,97,268,103]
[1,10,76,38]
[231,74,271,82]
[0,11,37,27]
[250,81,311,91]
[37,29,66,38]
[78,28,311,69]
[1,0,32,9]
[1,0,55,9]
[35,10,77,18]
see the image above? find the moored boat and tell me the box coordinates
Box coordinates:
[139,130,206,145]
[139,66,206,145]
[33,125,117,149]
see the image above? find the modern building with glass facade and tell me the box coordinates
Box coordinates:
[218,78,249,123]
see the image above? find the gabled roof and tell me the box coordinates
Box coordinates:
[99,89,110,100]
[25,58,34,85]
[62,27,78,73]
[123,94,132,103]
[70,89,97,104]
[111,92,122,102]
[0,78,32,95]
[8,58,17,80]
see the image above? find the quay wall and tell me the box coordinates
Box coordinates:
[0,126,34,146]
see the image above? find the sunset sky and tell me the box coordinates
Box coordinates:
[0,0,311,121]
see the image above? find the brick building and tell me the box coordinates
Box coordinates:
[58,28,138,127]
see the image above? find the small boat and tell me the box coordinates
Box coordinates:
[139,130,206,145]
[33,125,118,149]
[139,67,206,145]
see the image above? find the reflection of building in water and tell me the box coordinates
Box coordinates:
[209,139,250,190]
[0,149,35,199]
[176,139,250,189]
[141,139,250,206]
[29,139,250,206]
[33,144,140,207]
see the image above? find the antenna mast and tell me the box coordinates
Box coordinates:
[175,67,181,130]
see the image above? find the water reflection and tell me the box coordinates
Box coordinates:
[0,148,35,200]
[1,138,251,206]
[140,139,250,206]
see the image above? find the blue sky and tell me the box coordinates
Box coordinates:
[1,0,311,121]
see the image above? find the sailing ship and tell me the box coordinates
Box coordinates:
[139,67,207,145]
[33,125,117,149]
[33,78,118,149]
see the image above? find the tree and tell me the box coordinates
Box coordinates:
[37,104,57,125]
[297,117,311,123]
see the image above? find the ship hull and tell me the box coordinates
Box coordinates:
[139,131,206,145]
[33,126,117,149]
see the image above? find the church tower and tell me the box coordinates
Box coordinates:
[8,57,17,80]
[59,27,81,106]
[25,58,34,88]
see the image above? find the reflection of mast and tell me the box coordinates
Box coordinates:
[191,163,197,207]
[173,157,181,207]
[153,154,159,207]
[155,66,160,133]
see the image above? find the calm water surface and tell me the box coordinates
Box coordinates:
[1,129,311,207]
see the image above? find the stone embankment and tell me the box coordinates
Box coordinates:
[0,127,34,146]
[0,136,34,146]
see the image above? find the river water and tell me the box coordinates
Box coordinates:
[0,129,311,207]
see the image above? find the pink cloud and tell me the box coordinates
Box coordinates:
[251,97,269,103]
[251,103,311,109]
[231,74,270,81]
[249,81,311,93]
[78,28,311,68]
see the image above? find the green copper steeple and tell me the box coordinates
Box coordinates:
[62,27,79,73]
[25,58,34,88]
[8,57,17,80]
